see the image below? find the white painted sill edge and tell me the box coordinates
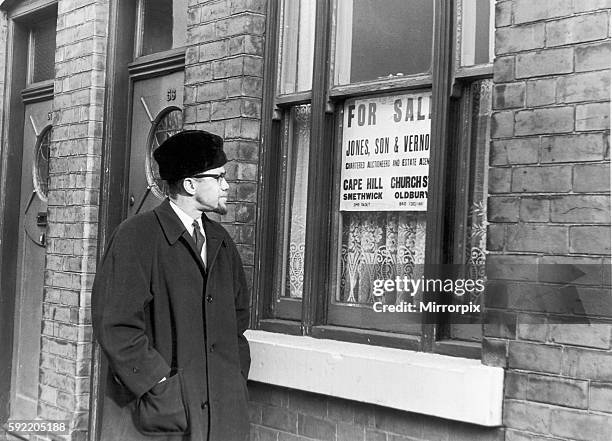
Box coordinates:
[245,330,504,427]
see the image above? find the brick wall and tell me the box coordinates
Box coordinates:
[183,0,266,290]
[39,0,109,439]
[248,382,504,441]
[486,1,611,440]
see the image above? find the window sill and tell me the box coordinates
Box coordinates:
[245,330,503,427]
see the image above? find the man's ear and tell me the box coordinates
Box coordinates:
[182,178,197,196]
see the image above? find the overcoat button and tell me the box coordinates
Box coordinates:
[201,401,209,409]
[210,344,215,353]
[132,367,139,373]
[206,295,213,303]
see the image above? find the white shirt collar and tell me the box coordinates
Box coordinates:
[169,199,203,234]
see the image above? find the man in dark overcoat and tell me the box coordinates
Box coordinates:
[92,130,250,441]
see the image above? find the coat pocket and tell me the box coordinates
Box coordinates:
[134,370,190,436]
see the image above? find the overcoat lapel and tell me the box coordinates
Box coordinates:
[153,199,207,274]
[154,199,185,245]
[180,231,207,274]
[202,214,224,272]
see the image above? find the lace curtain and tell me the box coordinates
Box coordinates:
[338,212,426,305]
[449,79,491,341]
[284,105,311,298]
[463,79,492,307]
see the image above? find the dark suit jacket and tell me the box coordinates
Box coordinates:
[92,199,250,441]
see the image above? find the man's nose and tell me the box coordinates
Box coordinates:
[221,178,229,191]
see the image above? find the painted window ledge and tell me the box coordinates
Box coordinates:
[245,330,504,427]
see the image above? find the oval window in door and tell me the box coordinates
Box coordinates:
[32,125,51,202]
[145,107,183,199]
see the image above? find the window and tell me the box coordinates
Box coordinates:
[459,0,495,67]
[264,0,317,321]
[278,0,316,94]
[33,126,52,202]
[446,0,494,345]
[257,0,494,356]
[334,0,433,84]
[28,16,56,84]
[135,0,187,57]
[146,107,184,199]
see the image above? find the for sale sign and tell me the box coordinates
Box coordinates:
[340,91,432,211]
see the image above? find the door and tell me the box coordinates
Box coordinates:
[10,99,53,419]
[127,72,184,216]
[96,70,184,441]
[91,2,186,438]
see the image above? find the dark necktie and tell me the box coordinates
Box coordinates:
[192,220,206,256]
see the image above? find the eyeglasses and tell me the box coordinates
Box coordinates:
[191,171,227,183]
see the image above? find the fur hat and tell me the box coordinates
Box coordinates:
[153,130,227,181]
